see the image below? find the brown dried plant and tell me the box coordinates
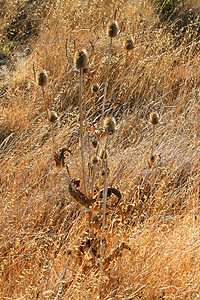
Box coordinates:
[0,0,200,299]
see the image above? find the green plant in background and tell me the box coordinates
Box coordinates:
[152,0,180,18]
[3,41,13,56]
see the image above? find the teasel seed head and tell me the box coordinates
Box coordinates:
[150,112,159,125]
[99,149,107,160]
[48,110,58,123]
[91,83,100,93]
[91,155,99,165]
[91,138,98,148]
[107,20,118,38]
[74,49,89,70]
[104,116,116,134]
[102,168,110,176]
[37,70,48,86]
[124,38,134,51]
[150,155,155,162]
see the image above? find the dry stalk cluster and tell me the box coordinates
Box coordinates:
[36,19,133,274]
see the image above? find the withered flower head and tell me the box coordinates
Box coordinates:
[104,116,116,134]
[74,49,89,70]
[91,138,98,148]
[91,83,100,93]
[107,20,118,38]
[124,38,134,51]
[150,112,159,125]
[37,70,48,86]
[48,110,58,123]
[91,155,99,165]
[54,148,71,168]
[102,168,110,176]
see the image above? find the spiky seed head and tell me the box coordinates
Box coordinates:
[104,116,116,134]
[150,112,159,125]
[107,20,118,38]
[48,110,58,123]
[99,149,107,160]
[37,70,48,86]
[91,139,98,148]
[91,155,99,165]
[150,155,155,162]
[124,38,134,51]
[74,49,89,70]
[91,83,100,93]
[102,168,110,176]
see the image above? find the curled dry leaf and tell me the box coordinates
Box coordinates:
[68,178,122,210]
[68,181,95,209]
[103,242,131,270]
[96,187,122,208]
[54,148,72,168]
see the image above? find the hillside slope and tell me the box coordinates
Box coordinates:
[0,0,199,299]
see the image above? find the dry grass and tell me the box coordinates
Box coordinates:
[0,0,200,299]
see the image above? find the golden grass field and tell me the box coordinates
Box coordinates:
[0,0,199,299]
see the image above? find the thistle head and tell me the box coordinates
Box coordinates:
[104,116,116,134]
[124,38,134,51]
[74,49,89,70]
[48,110,58,123]
[107,20,118,38]
[91,83,100,93]
[102,168,110,176]
[36,70,48,87]
[150,112,159,125]
[91,155,99,166]
[91,138,98,148]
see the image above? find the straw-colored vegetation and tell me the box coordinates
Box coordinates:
[0,0,199,299]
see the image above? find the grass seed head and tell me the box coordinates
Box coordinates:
[124,38,134,50]
[48,110,58,123]
[150,112,159,125]
[37,70,48,86]
[104,116,116,134]
[74,49,89,70]
[107,20,118,38]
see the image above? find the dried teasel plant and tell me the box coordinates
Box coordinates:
[104,116,116,134]
[124,37,134,51]
[99,115,116,270]
[101,18,119,125]
[74,49,89,198]
[36,69,58,154]
[124,37,134,65]
[91,83,100,93]
[38,40,123,276]
[48,110,58,123]
[74,49,89,70]
[149,112,159,168]
[107,20,118,38]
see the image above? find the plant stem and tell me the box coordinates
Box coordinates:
[151,124,155,158]
[41,86,58,154]
[100,134,109,270]
[101,37,112,126]
[79,69,88,198]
